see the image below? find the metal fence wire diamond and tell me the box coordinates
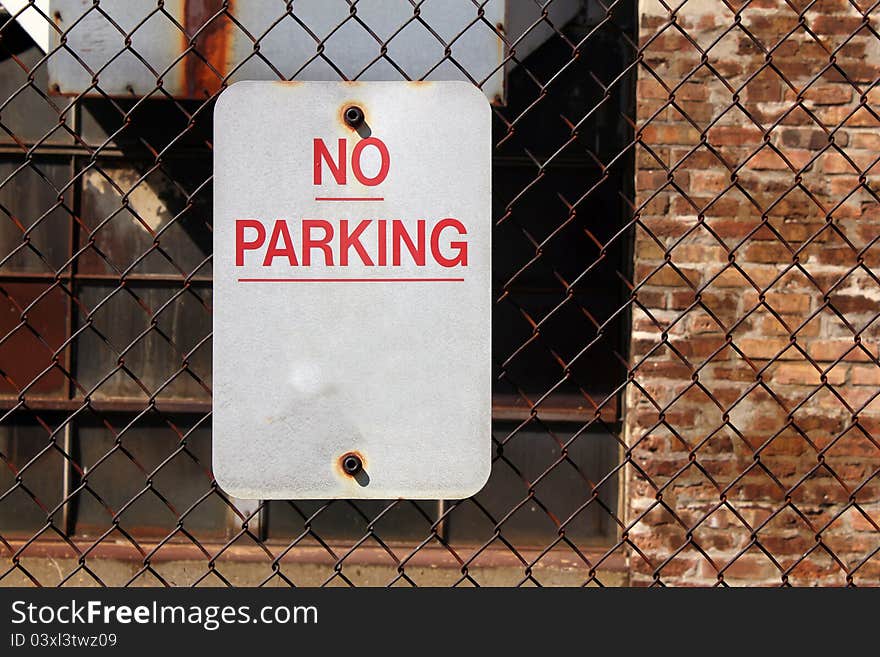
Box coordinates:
[0,0,878,586]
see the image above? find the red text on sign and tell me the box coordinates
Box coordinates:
[313,138,390,186]
[235,219,468,268]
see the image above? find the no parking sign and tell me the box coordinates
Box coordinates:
[212,81,491,499]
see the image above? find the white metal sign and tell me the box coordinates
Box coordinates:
[38,0,580,103]
[213,81,491,499]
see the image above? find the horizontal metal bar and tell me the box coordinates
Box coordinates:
[0,143,602,169]
[0,394,618,422]
[0,397,211,414]
[2,538,626,571]
[492,394,619,423]
[0,271,213,285]
[0,143,210,160]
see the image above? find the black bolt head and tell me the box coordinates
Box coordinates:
[344,105,364,128]
[342,454,363,476]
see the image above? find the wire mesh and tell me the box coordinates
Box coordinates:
[0,0,878,586]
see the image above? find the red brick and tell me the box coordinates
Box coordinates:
[760,533,817,554]
[641,216,692,239]
[636,239,665,260]
[707,125,764,146]
[634,289,667,309]
[747,148,813,171]
[670,243,726,262]
[637,145,668,169]
[689,314,721,334]
[678,100,715,123]
[828,294,878,314]
[713,365,760,381]
[743,13,800,37]
[684,336,730,359]
[852,366,880,386]
[706,219,762,238]
[803,83,853,105]
[822,104,880,126]
[629,7,880,586]
[637,169,670,191]
[746,77,782,102]
[636,263,700,287]
[673,148,723,170]
[771,362,847,385]
[744,291,811,313]
[638,79,670,100]
[829,175,859,196]
[637,359,694,379]
[736,337,791,359]
[689,170,730,194]
[640,123,701,146]
[678,82,709,101]
[809,14,867,35]
[642,195,671,214]
[774,58,821,81]
[851,510,880,531]
[743,241,794,263]
[781,127,843,149]
[810,339,877,362]
[669,289,699,310]
[812,0,851,12]
[719,555,780,581]
[821,152,857,174]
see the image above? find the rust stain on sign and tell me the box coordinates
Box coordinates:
[183,0,233,98]
[336,450,367,478]
[338,101,369,131]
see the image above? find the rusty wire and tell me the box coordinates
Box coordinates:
[0,0,878,587]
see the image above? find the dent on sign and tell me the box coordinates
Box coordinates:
[212,81,492,499]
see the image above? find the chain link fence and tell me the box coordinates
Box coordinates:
[0,0,878,586]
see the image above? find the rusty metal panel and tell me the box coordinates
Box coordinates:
[44,0,579,102]
[0,281,69,397]
[0,160,72,273]
[75,283,212,401]
[0,421,65,535]
[78,164,211,277]
[75,417,227,540]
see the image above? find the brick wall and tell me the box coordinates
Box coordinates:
[627,0,880,584]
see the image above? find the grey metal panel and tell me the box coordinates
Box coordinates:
[42,0,580,102]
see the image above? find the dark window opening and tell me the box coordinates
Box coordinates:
[0,4,636,548]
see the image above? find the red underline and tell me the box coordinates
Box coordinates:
[238,277,464,283]
[315,196,384,201]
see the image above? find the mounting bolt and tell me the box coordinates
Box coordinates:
[341,453,363,476]
[344,105,364,128]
